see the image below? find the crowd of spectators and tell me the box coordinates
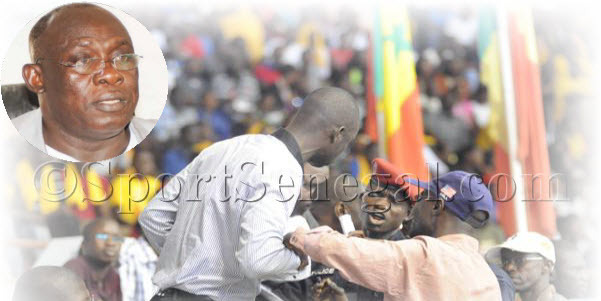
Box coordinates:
[2,4,599,300]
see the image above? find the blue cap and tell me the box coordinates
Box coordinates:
[406,171,493,228]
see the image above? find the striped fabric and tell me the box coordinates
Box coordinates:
[119,237,159,301]
[140,133,303,300]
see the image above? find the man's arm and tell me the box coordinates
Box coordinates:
[289,227,427,294]
[235,171,302,280]
[138,173,184,252]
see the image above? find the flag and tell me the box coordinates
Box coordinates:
[375,6,428,181]
[478,7,517,236]
[482,7,557,237]
[508,8,556,237]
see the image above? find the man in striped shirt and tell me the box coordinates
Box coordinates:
[141,87,360,300]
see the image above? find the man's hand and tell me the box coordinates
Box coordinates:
[347,230,365,238]
[312,278,348,301]
[283,232,308,271]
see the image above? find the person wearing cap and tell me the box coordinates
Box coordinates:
[486,232,567,301]
[358,158,411,242]
[285,169,501,300]
[317,159,412,301]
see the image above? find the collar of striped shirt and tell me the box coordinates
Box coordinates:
[271,128,304,170]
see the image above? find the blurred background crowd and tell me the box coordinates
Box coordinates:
[1,3,599,300]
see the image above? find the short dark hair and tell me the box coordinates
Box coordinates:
[81,218,115,241]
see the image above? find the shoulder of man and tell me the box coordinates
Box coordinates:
[63,256,89,277]
[11,108,45,150]
[11,108,39,128]
[130,116,158,139]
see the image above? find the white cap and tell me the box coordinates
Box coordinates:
[485,232,555,264]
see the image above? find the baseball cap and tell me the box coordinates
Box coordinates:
[485,232,556,264]
[370,158,409,189]
[405,170,493,228]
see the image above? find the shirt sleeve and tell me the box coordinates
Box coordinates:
[235,165,302,280]
[138,168,186,252]
[290,228,429,295]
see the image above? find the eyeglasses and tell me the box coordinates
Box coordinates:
[95,233,125,243]
[360,192,392,214]
[36,54,142,75]
[501,254,544,268]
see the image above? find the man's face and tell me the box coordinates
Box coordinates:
[37,7,138,140]
[361,188,410,237]
[83,221,123,264]
[405,190,437,237]
[501,249,549,291]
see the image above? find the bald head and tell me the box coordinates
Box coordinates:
[290,87,360,134]
[286,87,359,167]
[29,3,131,61]
[287,87,360,166]
[12,266,90,301]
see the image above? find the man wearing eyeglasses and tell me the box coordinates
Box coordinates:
[64,218,124,301]
[13,3,155,161]
[486,232,567,301]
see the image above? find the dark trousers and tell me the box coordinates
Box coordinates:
[150,288,213,301]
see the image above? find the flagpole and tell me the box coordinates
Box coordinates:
[497,5,528,233]
[373,6,388,159]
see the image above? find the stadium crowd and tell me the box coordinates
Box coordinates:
[3,4,599,301]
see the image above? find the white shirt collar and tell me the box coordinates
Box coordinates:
[45,126,138,162]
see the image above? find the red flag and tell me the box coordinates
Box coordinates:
[509,9,556,237]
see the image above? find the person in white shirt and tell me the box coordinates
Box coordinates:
[140,87,360,300]
[14,3,156,162]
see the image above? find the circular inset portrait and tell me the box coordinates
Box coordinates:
[1,3,167,162]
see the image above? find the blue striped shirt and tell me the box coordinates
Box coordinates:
[140,130,304,300]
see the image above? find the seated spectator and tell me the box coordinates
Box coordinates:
[64,218,123,301]
[198,90,231,141]
[12,266,91,301]
[486,232,566,301]
[162,122,213,175]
